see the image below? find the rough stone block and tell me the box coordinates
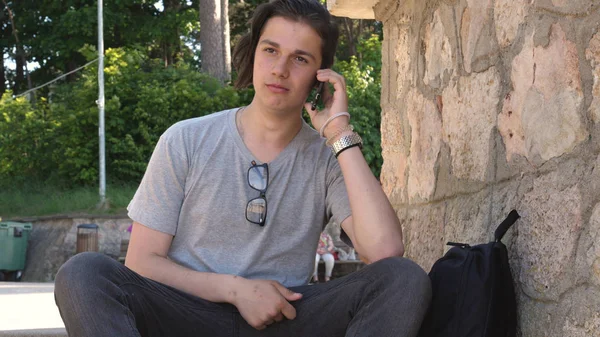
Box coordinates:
[586,30,600,124]
[562,311,600,337]
[575,202,600,286]
[490,178,530,248]
[461,0,499,73]
[423,7,454,88]
[494,0,528,48]
[441,67,500,181]
[406,88,442,202]
[401,204,445,272]
[392,24,413,100]
[518,286,600,337]
[498,24,587,164]
[443,188,492,246]
[517,170,583,301]
[381,107,408,205]
[535,0,598,16]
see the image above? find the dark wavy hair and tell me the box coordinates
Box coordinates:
[232,0,339,89]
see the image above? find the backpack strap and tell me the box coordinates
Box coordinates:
[494,210,520,242]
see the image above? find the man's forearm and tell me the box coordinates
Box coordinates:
[337,145,404,261]
[125,254,239,304]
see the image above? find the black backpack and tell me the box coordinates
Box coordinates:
[418,210,520,337]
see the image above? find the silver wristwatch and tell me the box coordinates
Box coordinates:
[331,133,363,157]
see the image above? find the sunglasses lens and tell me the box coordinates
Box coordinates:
[248,165,268,191]
[246,197,266,225]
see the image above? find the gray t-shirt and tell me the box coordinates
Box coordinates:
[127,108,352,287]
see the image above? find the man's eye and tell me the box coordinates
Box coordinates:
[265,48,276,53]
[295,56,308,63]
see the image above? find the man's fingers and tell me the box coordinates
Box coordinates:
[316,70,347,93]
[322,84,334,108]
[274,312,284,322]
[273,282,302,301]
[280,301,297,320]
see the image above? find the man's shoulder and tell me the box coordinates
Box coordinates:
[168,108,235,134]
[159,108,236,144]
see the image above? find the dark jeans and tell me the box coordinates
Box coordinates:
[54,252,431,337]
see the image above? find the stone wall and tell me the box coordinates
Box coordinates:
[18,216,132,282]
[372,0,600,335]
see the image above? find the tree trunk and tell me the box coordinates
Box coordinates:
[3,0,27,93]
[15,50,25,94]
[221,0,231,80]
[199,0,231,82]
[163,0,182,66]
[343,18,357,58]
[0,53,6,94]
[66,60,78,82]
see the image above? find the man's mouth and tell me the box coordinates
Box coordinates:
[266,84,289,93]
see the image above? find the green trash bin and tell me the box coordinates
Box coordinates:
[0,221,32,281]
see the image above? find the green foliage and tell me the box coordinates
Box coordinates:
[357,34,383,75]
[330,34,383,177]
[0,93,57,185]
[0,48,253,187]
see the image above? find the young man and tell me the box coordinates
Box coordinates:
[54,0,431,336]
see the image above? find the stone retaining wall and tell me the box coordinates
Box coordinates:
[18,216,132,282]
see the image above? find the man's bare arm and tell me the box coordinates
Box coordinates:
[125,222,239,303]
[337,148,405,263]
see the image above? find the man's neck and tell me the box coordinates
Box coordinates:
[237,102,303,163]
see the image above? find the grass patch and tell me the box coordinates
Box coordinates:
[0,183,138,219]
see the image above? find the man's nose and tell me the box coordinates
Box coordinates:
[271,57,289,78]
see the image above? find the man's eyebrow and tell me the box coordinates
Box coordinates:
[259,39,317,62]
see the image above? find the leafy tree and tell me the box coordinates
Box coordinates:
[2,0,199,94]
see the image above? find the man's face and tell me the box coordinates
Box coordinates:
[252,16,323,112]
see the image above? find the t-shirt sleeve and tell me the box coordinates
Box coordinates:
[127,129,188,236]
[325,157,353,247]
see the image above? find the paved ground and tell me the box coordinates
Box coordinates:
[0,283,66,337]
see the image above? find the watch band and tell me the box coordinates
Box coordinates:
[331,133,363,157]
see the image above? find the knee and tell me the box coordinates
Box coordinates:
[370,257,432,301]
[55,252,116,299]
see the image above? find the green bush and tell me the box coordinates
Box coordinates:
[0,47,253,187]
[0,93,57,185]
[334,34,383,177]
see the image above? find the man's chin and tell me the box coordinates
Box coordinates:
[263,99,304,113]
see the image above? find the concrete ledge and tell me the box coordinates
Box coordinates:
[0,328,67,337]
[0,283,65,336]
